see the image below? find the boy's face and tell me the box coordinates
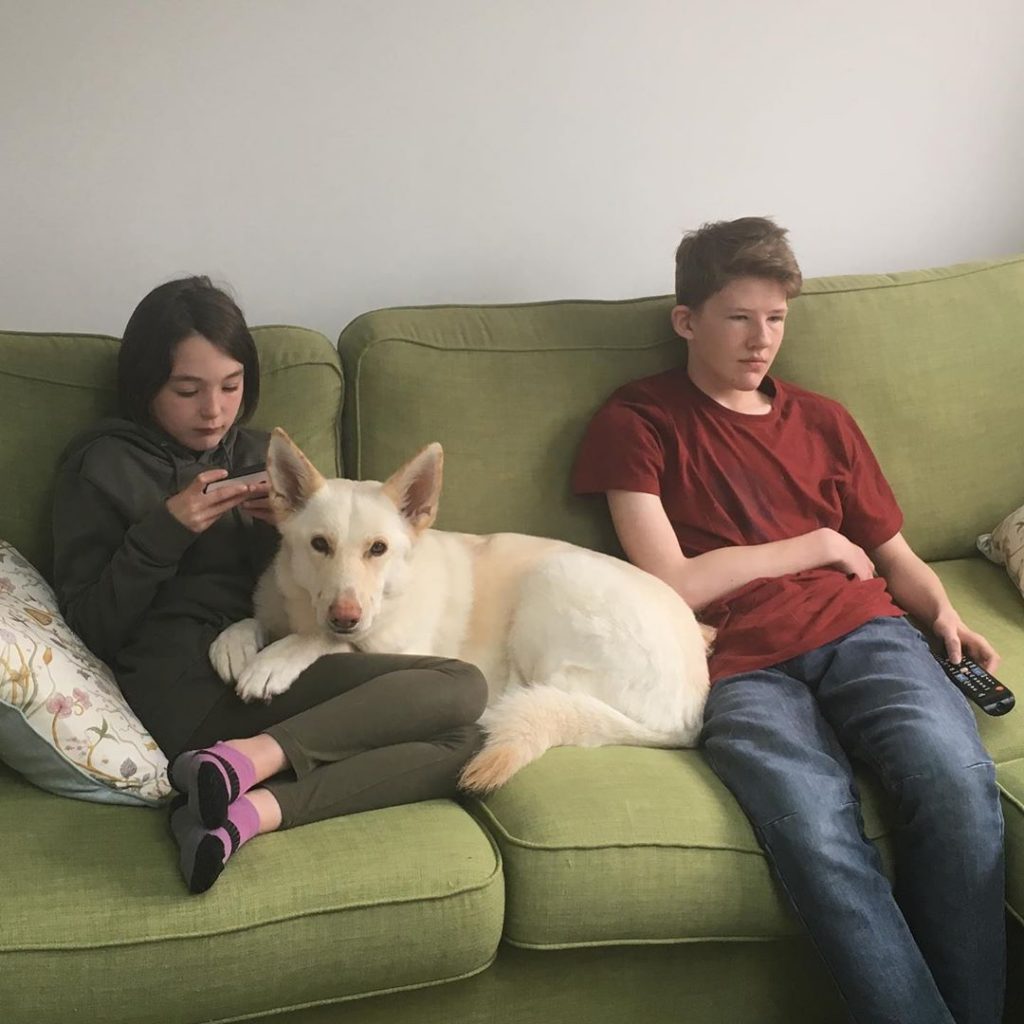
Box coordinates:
[671,277,789,399]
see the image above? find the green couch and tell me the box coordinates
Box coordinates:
[2,256,1023,1023]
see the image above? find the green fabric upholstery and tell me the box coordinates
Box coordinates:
[260,941,847,1024]
[0,765,503,1024]
[0,326,342,580]
[471,745,896,949]
[930,558,1024,768]
[931,558,1024,926]
[337,300,684,554]
[774,256,1024,562]
[338,256,1024,567]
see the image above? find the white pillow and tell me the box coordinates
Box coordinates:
[0,541,171,806]
[977,502,1024,599]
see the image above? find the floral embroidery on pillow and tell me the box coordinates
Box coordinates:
[0,541,170,804]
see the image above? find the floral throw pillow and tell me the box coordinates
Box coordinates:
[0,541,171,806]
[977,503,1024,599]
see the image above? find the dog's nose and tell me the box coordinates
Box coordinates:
[328,599,362,633]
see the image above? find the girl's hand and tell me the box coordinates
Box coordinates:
[241,481,277,525]
[166,470,253,534]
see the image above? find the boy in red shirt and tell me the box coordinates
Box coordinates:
[573,217,1004,1024]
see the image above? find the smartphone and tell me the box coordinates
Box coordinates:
[203,463,269,494]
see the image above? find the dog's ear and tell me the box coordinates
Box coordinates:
[382,443,443,534]
[267,427,326,518]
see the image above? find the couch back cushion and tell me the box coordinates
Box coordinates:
[338,300,684,554]
[0,326,342,580]
[340,256,1024,562]
[774,256,1024,561]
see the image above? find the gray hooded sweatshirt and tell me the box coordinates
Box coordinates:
[52,418,278,755]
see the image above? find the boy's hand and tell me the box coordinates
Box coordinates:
[166,470,253,534]
[933,609,1000,672]
[820,529,875,580]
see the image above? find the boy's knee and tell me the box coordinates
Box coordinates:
[907,758,999,815]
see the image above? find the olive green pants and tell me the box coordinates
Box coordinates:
[183,653,487,829]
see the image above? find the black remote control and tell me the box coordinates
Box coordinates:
[936,656,1015,716]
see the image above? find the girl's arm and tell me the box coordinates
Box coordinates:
[52,468,201,663]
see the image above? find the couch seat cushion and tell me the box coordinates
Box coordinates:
[472,745,895,949]
[931,557,1024,924]
[930,558,1024,766]
[0,767,503,1024]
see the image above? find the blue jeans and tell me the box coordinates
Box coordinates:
[701,616,1005,1024]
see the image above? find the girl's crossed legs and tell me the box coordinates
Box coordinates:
[168,652,487,893]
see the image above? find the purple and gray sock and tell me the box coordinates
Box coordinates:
[169,794,260,894]
[168,742,257,828]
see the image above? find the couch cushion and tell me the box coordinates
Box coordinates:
[471,745,896,949]
[338,257,1024,564]
[773,256,1024,562]
[930,557,1024,766]
[0,326,342,580]
[0,766,503,1024]
[338,300,684,553]
[931,556,1024,925]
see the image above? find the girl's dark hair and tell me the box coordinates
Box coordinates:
[117,275,260,425]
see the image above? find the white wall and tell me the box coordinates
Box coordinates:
[1,0,1022,339]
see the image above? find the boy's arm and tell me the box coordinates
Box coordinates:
[870,532,999,670]
[608,490,875,612]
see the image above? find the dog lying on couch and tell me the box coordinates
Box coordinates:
[210,428,713,792]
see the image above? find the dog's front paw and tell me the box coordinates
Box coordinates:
[210,618,267,683]
[233,635,308,703]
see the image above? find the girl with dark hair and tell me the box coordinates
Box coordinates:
[52,277,486,894]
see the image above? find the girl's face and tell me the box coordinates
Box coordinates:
[150,334,245,451]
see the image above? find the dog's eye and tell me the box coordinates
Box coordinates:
[310,536,330,555]
[368,540,388,557]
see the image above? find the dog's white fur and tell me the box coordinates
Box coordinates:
[210,429,712,793]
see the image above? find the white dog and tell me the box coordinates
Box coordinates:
[210,429,712,793]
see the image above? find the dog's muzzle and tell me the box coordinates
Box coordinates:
[327,598,362,634]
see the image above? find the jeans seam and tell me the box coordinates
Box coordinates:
[760,797,860,830]
[884,759,993,789]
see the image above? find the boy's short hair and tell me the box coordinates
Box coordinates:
[674,216,803,309]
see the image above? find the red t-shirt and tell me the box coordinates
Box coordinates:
[572,366,904,683]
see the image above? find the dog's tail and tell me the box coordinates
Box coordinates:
[458,684,692,795]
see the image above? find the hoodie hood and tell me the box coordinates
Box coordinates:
[59,417,242,494]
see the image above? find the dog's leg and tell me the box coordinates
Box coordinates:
[209,618,268,684]
[234,633,352,703]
